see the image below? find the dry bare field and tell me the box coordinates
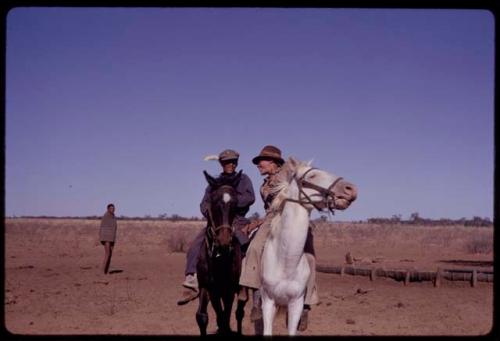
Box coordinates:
[4,218,494,336]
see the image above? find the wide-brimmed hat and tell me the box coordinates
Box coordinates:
[252,145,285,165]
[218,149,240,162]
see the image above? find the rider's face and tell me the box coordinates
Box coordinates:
[257,159,279,176]
[220,159,237,174]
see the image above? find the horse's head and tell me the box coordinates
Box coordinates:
[280,157,358,213]
[203,170,242,249]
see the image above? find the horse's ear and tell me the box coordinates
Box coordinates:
[307,159,314,166]
[203,170,217,187]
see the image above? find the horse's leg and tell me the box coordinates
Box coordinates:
[196,288,209,336]
[209,292,225,334]
[287,296,305,336]
[221,292,235,334]
[235,287,248,335]
[261,289,277,336]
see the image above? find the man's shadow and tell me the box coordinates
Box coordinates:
[108,269,124,274]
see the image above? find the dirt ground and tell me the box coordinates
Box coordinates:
[4,219,494,336]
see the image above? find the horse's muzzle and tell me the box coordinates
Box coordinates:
[331,181,358,210]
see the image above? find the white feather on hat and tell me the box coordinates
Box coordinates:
[204,154,219,161]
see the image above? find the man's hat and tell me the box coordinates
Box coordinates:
[252,145,285,165]
[218,149,240,162]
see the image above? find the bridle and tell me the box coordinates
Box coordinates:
[206,203,233,237]
[205,185,235,254]
[280,167,343,214]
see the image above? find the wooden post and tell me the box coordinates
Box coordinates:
[340,266,345,277]
[404,270,410,286]
[471,269,478,288]
[434,268,441,288]
[370,268,376,281]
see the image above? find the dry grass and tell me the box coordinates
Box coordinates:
[166,226,199,253]
[312,221,493,269]
[5,218,205,255]
[464,234,493,254]
[313,221,492,249]
[5,218,492,261]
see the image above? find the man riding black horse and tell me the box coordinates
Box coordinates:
[177,149,255,304]
[195,168,250,335]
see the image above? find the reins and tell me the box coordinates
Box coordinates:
[205,190,235,257]
[279,167,343,215]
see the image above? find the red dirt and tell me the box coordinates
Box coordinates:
[4,219,494,336]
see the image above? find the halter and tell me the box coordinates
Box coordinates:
[279,167,343,214]
[205,186,235,256]
[206,204,233,236]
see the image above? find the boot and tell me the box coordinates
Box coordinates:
[182,273,198,291]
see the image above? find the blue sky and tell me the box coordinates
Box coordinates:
[5,8,494,221]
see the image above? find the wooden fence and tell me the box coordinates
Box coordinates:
[316,264,493,288]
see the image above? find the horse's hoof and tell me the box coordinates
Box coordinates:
[250,307,262,321]
[297,309,309,331]
[215,328,232,335]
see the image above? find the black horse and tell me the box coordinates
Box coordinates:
[195,170,247,335]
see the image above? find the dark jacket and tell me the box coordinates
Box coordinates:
[200,172,255,219]
[200,172,255,245]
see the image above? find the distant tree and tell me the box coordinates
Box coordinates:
[170,214,182,222]
[391,214,402,223]
[158,213,168,220]
[465,216,492,227]
[409,212,420,222]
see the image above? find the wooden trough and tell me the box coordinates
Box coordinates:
[316,264,493,288]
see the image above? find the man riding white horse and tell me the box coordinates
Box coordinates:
[238,145,319,332]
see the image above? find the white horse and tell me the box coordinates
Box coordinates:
[260,157,358,335]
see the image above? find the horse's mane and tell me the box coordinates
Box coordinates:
[266,158,311,238]
[268,157,309,213]
[264,157,309,238]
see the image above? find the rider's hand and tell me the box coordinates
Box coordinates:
[246,219,263,234]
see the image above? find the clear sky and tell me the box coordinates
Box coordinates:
[6,8,494,221]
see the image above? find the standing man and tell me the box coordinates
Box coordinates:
[177,149,256,305]
[99,203,118,274]
[239,145,318,331]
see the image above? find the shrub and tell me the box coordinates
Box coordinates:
[465,234,493,254]
[166,227,195,253]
